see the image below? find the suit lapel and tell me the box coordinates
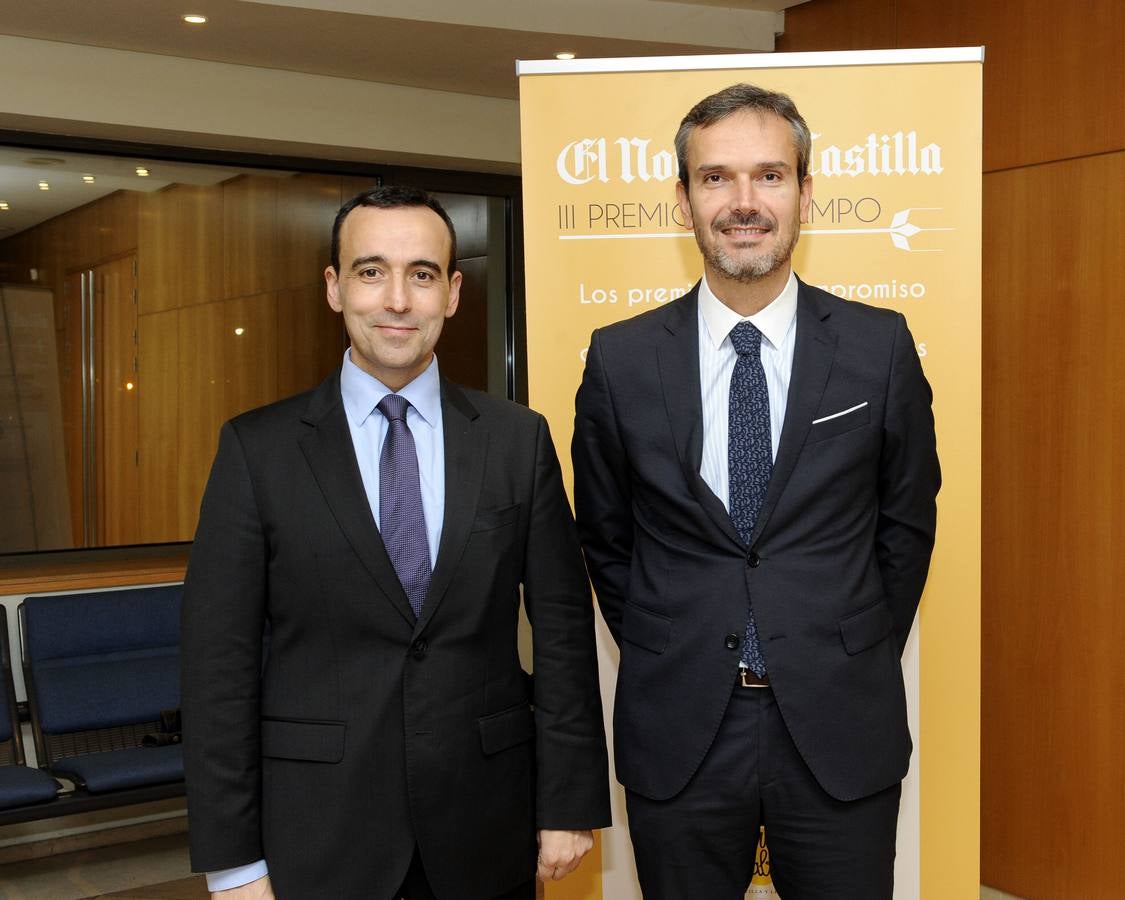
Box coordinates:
[749,280,837,545]
[417,378,486,632]
[657,288,744,551]
[298,371,416,626]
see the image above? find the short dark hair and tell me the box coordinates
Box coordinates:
[330,185,458,276]
[675,83,812,190]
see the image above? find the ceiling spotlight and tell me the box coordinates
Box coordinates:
[234,327,245,336]
[555,51,577,61]
[183,14,208,24]
[0,202,9,210]
[135,167,150,177]
[38,181,50,191]
[83,174,96,184]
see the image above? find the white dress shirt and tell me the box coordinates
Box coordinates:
[698,270,798,511]
[206,350,446,892]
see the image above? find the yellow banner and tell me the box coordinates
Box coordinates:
[520,50,981,899]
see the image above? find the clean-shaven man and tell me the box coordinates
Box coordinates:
[183,186,610,899]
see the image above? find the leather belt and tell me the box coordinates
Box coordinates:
[738,668,770,689]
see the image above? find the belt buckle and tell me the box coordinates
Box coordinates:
[739,667,770,689]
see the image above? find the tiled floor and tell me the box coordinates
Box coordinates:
[0,833,204,900]
[0,832,1025,900]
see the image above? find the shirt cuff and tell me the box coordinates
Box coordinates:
[206,860,269,892]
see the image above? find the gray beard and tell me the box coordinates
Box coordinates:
[697,223,799,284]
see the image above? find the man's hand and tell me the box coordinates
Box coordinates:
[537,829,595,882]
[213,875,275,899]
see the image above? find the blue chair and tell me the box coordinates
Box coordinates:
[19,586,184,794]
[0,607,59,810]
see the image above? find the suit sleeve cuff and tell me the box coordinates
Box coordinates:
[206,860,269,892]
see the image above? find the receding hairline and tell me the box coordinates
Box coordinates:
[336,204,456,278]
[681,112,804,181]
[330,184,458,276]
[675,83,812,189]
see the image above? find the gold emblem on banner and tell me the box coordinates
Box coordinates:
[747,827,780,897]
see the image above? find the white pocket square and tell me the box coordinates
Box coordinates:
[812,401,868,425]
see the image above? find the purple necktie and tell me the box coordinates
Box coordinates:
[728,322,771,676]
[377,394,431,618]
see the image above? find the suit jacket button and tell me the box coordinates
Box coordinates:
[725,633,740,650]
[412,638,428,660]
[747,551,760,568]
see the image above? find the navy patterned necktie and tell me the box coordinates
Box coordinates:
[377,394,431,618]
[728,322,771,676]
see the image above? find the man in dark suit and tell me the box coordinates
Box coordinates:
[572,84,940,898]
[182,186,610,899]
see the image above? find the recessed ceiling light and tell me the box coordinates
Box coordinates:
[555,51,577,61]
[234,327,245,336]
[83,174,96,184]
[183,14,208,24]
[38,181,50,191]
[0,202,9,210]
[135,167,150,177]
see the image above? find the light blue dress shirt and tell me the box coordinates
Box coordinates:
[697,270,798,510]
[205,349,446,893]
[339,348,446,566]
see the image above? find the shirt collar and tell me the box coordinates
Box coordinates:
[340,349,442,430]
[698,270,798,352]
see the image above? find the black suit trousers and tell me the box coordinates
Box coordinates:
[396,847,535,900]
[624,684,901,900]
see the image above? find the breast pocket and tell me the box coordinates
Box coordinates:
[809,401,870,442]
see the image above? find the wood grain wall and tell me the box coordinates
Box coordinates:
[779,2,1125,896]
[1,174,496,548]
[0,174,347,545]
[136,173,346,542]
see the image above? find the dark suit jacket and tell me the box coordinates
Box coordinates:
[572,278,939,804]
[182,371,610,899]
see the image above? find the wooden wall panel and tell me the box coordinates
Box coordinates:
[437,255,488,392]
[782,0,1125,173]
[775,0,896,51]
[277,283,344,398]
[341,176,378,206]
[0,300,37,551]
[981,152,1125,899]
[223,291,278,419]
[96,255,139,546]
[65,202,100,273]
[440,193,489,260]
[897,0,1125,172]
[223,175,279,300]
[138,308,180,543]
[28,218,64,297]
[137,183,223,314]
[59,271,84,545]
[277,173,340,289]
[176,301,226,540]
[95,190,139,262]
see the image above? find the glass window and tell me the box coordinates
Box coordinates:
[0,145,518,553]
